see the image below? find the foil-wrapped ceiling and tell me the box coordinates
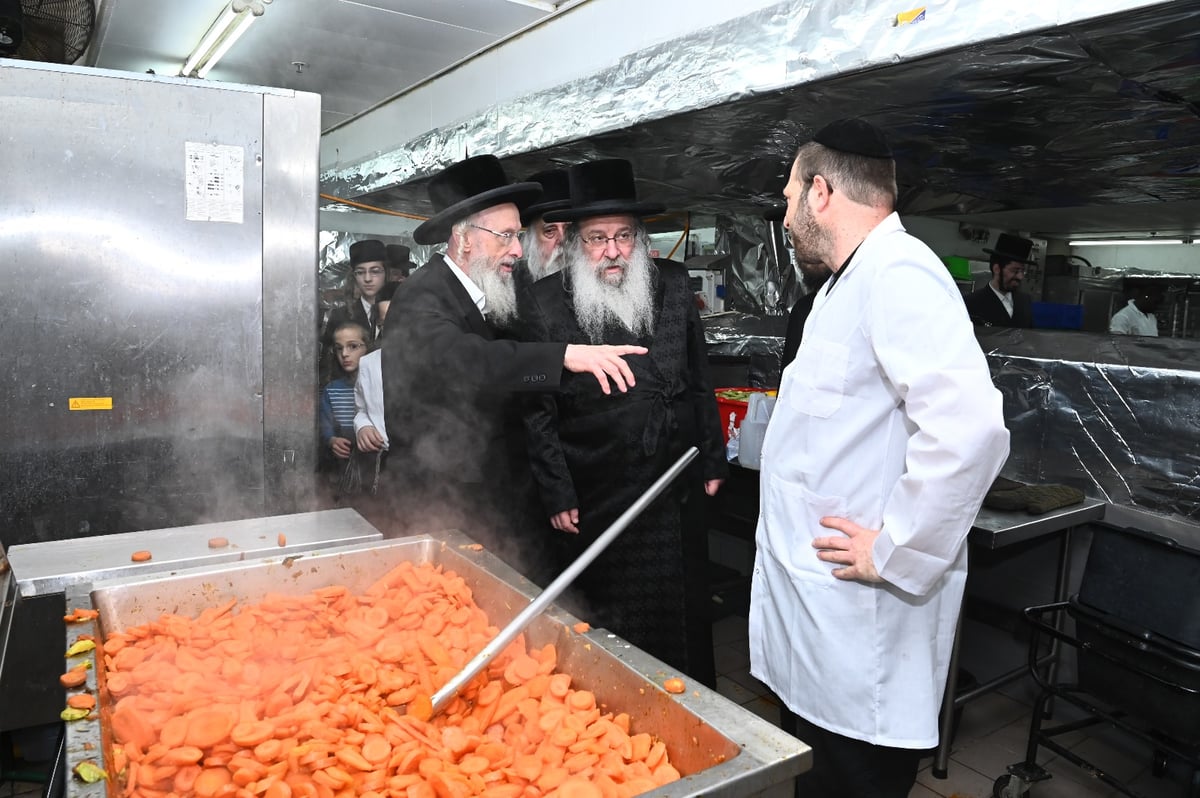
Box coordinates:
[323,0,1200,230]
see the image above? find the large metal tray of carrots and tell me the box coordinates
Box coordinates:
[60,529,808,798]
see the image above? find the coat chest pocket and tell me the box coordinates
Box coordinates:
[787,338,849,418]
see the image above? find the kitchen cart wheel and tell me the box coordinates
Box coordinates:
[993,774,1031,798]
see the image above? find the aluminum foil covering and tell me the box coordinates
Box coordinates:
[321,0,1196,225]
[979,328,1200,523]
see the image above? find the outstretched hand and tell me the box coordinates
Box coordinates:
[564,344,648,395]
[813,516,882,583]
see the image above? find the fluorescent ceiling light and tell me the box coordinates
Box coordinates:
[1075,237,1185,244]
[180,3,260,78]
[196,11,256,78]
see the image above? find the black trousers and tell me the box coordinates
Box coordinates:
[782,707,922,798]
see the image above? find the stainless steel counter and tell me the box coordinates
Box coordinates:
[7,508,381,597]
[970,499,1108,549]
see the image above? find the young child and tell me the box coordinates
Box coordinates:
[319,320,370,465]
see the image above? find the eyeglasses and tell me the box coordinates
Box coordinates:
[354,267,386,278]
[469,224,520,244]
[581,230,636,249]
[333,342,366,354]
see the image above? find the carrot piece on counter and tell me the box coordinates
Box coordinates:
[130,550,152,562]
[662,677,686,694]
[59,668,88,688]
[277,533,287,547]
[66,693,97,711]
[207,537,229,549]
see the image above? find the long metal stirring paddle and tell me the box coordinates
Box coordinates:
[430,446,699,714]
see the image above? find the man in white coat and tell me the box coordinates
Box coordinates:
[750,118,1010,795]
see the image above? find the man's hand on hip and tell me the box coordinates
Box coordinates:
[564,344,647,395]
[813,516,882,583]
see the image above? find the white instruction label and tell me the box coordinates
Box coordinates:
[185,142,244,223]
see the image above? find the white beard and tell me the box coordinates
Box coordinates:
[566,237,656,344]
[469,253,518,328]
[524,239,565,282]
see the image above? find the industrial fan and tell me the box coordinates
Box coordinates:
[0,0,95,64]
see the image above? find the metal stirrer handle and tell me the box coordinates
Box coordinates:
[430,446,699,714]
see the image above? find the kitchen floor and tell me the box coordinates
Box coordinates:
[711,611,1195,798]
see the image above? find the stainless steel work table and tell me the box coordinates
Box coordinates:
[932,498,1108,778]
[6,508,382,597]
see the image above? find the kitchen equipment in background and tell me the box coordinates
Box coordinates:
[689,266,727,316]
[737,392,776,470]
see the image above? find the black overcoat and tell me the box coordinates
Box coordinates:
[964,284,1033,328]
[519,259,727,678]
[378,255,566,543]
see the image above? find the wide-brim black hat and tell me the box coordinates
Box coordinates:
[413,155,542,245]
[521,168,572,225]
[983,233,1037,265]
[543,159,664,223]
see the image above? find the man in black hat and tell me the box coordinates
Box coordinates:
[750,119,1008,797]
[963,233,1036,327]
[519,158,728,686]
[517,168,572,289]
[385,243,416,284]
[377,154,647,566]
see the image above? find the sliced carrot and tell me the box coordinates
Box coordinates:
[193,767,233,798]
[406,693,433,722]
[572,622,590,634]
[59,668,88,688]
[229,720,273,748]
[184,708,236,749]
[130,550,152,562]
[663,677,686,694]
[360,735,390,765]
[208,537,229,549]
[277,533,287,547]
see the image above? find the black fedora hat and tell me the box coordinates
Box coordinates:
[413,155,542,245]
[349,239,387,266]
[983,233,1037,265]
[542,159,664,223]
[521,168,572,225]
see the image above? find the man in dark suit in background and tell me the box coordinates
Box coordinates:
[516,168,572,292]
[377,154,646,562]
[963,233,1036,327]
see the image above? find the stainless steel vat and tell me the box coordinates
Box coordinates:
[61,531,808,797]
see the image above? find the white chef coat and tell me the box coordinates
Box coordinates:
[353,350,388,447]
[749,213,1010,748]
[1109,300,1158,336]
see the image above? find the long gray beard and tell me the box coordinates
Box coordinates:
[469,254,518,328]
[567,241,656,344]
[524,240,565,282]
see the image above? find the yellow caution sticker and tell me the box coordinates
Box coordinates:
[895,6,926,25]
[69,397,113,411]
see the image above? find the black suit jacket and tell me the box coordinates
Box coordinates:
[379,255,566,490]
[519,260,728,522]
[964,284,1033,328]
